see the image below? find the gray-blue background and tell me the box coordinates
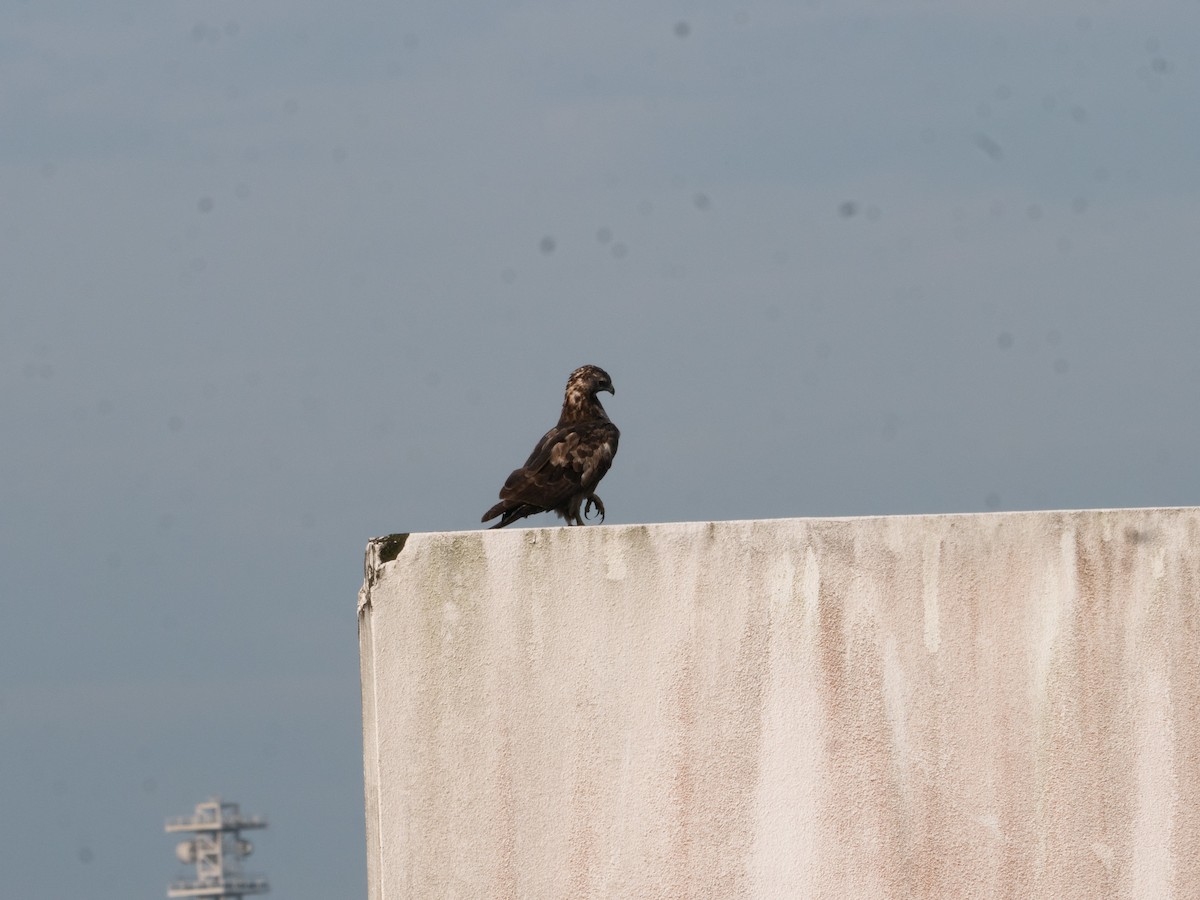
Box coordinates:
[4,1,1198,896]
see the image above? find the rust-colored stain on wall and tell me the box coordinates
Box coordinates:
[359,509,1200,899]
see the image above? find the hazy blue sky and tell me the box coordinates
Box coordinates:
[3,1,1199,896]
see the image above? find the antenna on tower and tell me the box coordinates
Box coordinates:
[165,797,270,899]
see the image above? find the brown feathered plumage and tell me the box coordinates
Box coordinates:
[482,365,620,529]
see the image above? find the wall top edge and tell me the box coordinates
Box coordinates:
[370,506,1200,543]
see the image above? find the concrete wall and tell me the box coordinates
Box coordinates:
[358,509,1200,898]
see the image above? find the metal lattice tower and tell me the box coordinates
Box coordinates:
[165,797,270,899]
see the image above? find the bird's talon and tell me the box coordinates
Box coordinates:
[584,495,606,523]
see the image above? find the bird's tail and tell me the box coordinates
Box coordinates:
[481,501,539,529]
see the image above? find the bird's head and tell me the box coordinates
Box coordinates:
[567,364,615,398]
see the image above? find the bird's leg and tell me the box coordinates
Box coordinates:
[562,496,583,525]
[583,493,606,524]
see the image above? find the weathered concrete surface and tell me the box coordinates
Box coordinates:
[358,509,1200,899]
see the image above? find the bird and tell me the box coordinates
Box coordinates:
[482,364,620,529]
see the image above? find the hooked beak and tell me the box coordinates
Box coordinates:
[602,384,615,396]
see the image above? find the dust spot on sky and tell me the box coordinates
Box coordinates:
[974,133,1003,161]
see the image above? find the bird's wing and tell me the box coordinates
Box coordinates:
[499,421,619,509]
